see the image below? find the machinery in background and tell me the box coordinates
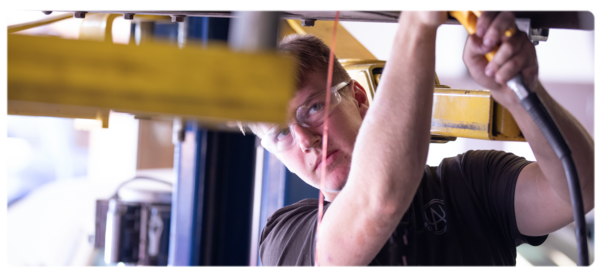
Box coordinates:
[94,177,172,266]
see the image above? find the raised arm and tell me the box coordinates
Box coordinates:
[512,83,594,236]
[463,12,594,236]
[316,12,446,265]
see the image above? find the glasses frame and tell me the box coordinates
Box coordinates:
[260,81,351,154]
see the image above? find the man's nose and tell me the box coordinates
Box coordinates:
[293,124,321,153]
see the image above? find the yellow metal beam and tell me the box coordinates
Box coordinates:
[281,19,377,60]
[431,89,493,140]
[341,59,525,142]
[8,100,111,128]
[8,34,294,125]
[8,13,73,34]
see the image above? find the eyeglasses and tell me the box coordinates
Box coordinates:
[261,81,350,154]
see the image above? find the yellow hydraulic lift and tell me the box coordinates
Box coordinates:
[8,12,524,142]
[8,24,295,128]
[341,60,524,142]
[283,19,524,143]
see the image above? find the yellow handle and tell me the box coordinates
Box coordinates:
[449,11,514,62]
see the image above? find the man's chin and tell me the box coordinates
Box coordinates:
[309,182,343,193]
[308,169,349,194]
[320,178,346,194]
[321,187,342,194]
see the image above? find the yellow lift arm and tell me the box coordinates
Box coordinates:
[281,19,524,143]
[8,34,295,128]
[341,60,524,142]
[8,13,523,142]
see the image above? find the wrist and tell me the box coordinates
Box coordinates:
[398,11,443,33]
[493,78,543,112]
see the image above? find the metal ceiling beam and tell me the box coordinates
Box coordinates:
[38,11,594,30]
[281,19,377,60]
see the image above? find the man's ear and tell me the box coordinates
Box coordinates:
[350,80,369,119]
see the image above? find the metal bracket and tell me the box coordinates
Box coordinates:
[73,11,87,19]
[515,18,549,45]
[530,28,550,45]
[301,18,316,26]
[171,15,186,23]
[123,13,135,20]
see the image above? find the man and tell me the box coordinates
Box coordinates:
[242,11,594,265]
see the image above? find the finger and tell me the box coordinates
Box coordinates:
[482,12,516,50]
[464,32,491,59]
[484,32,525,78]
[494,56,527,85]
[495,32,539,85]
[464,35,502,89]
[476,12,499,38]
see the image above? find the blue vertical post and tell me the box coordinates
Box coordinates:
[168,122,206,265]
[168,16,256,266]
[194,130,256,265]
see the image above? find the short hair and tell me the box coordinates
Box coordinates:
[239,34,352,137]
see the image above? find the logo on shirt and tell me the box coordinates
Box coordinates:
[424,199,447,235]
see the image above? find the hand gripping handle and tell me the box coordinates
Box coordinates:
[451,10,589,266]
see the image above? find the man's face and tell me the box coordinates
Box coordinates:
[258,71,368,201]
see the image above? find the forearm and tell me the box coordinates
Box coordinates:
[316,13,439,265]
[504,81,594,219]
[350,16,436,212]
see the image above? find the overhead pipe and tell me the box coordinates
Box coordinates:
[228,11,282,52]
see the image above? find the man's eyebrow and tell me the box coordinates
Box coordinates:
[302,89,325,104]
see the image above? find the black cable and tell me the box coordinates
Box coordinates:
[510,75,589,266]
[111,176,173,200]
[562,156,589,265]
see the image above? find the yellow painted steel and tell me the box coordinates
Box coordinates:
[282,19,377,60]
[340,59,383,105]
[341,59,525,142]
[8,34,294,126]
[449,11,517,63]
[493,103,521,139]
[279,19,298,39]
[431,89,493,140]
[8,13,73,33]
[8,100,111,128]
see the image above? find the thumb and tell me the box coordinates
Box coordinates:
[463,35,489,74]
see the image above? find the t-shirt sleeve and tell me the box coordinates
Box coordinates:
[259,199,328,266]
[451,150,547,246]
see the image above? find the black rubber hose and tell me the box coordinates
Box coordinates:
[520,92,589,266]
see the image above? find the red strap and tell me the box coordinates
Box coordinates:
[315,10,340,267]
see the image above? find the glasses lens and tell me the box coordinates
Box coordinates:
[261,124,296,153]
[296,84,344,127]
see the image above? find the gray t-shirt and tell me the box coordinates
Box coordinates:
[259,150,548,266]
